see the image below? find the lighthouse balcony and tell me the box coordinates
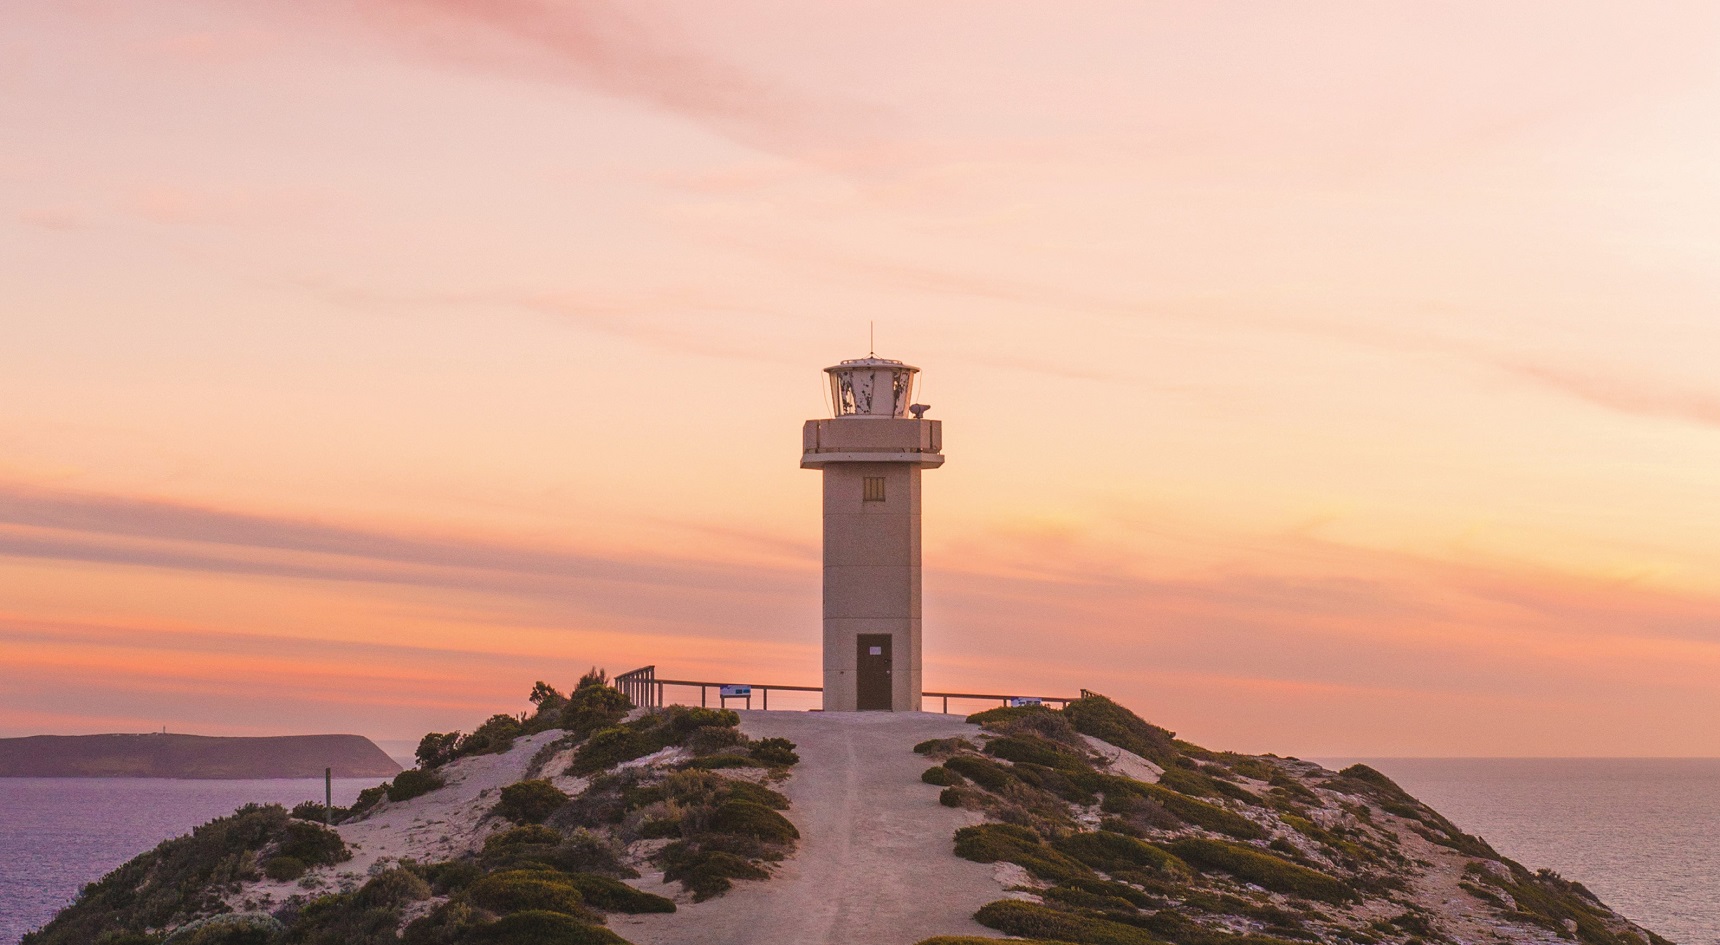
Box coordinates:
[801,418,943,468]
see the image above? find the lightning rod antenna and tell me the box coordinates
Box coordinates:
[869,321,875,356]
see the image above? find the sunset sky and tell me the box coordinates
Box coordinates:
[5,2,1720,758]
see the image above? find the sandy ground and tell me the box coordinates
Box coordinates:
[614,711,1007,945]
[233,730,583,909]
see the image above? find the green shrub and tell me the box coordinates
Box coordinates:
[1062,693,1178,765]
[289,801,346,824]
[488,823,564,849]
[1158,765,1260,806]
[1224,755,1279,781]
[353,866,432,910]
[943,755,1015,792]
[161,914,283,945]
[424,859,484,895]
[22,805,299,944]
[570,706,742,775]
[965,705,1061,729]
[918,938,1067,945]
[687,725,746,754]
[913,737,975,755]
[387,769,446,803]
[952,824,1095,888]
[1052,830,1188,877]
[415,731,463,769]
[974,900,1162,945]
[496,780,571,824]
[460,714,526,757]
[262,856,306,881]
[348,784,388,818]
[1168,837,1355,904]
[724,780,790,810]
[278,821,350,865]
[660,846,769,901]
[749,737,800,766]
[709,800,799,843]
[682,754,761,770]
[985,735,1088,768]
[571,727,654,775]
[465,870,597,919]
[465,911,626,945]
[559,685,632,738]
[939,787,969,807]
[1134,783,1266,840]
[565,873,676,913]
[660,706,741,737]
[922,765,963,787]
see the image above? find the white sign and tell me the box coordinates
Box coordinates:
[1006,697,1042,708]
[719,685,752,698]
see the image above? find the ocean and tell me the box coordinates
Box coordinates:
[0,760,1715,944]
[0,777,374,945]
[1328,758,1720,945]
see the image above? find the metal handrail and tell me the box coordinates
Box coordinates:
[610,668,1076,714]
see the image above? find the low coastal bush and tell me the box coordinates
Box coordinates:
[1168,837,1354,904]
[918,938,1067,945]
[346,784,388,819]
[277,821,349,866]
[912,737,975,756]
[749,737,800,766]
[558,683,633,740]
[569,706,743,774]
[1061,693,1178,765]
[282,866,432,942]
[353,866,433,911]
[985,734,1088,768]
[681,753,761,770]
[974,900,1163,945]
[1130,783,1265,840]
[953,824,1092,887]
[565,873,676,913]
[942,755,1015,793]
[261,856,306,881]
[1158,765,1261,806]
[496,779,571,825]
[464,911,627,945]
[708,800,799,843]
[1051,830,1188,878]
[386,768,445,803]
[659,846,769,901]
[922,765,963,786]
[465,870,596,920]
[20,802,309,943]
[161,913,283,945]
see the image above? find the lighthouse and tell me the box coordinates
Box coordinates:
[802,356,944,711]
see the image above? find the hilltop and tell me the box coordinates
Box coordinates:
[0,733,402,779]
[23,682,1671,945]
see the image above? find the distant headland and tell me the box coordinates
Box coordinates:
[0,733,402,779]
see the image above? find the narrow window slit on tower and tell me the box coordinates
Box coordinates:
[863,477,886,502]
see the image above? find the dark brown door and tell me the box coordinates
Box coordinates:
[856,634,893,711]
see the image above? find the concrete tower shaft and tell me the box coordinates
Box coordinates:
[802,357,943,712]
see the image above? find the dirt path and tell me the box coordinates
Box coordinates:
[613,711,1006,945]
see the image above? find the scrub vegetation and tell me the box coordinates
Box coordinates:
[916,693,1670,945]
[24,670,801,945]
